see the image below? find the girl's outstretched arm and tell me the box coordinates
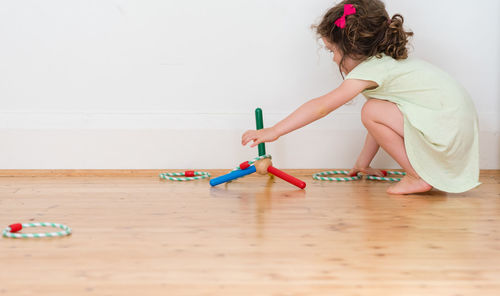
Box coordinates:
[242,79,376,147]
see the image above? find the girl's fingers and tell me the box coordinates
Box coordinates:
[242,130,267,147]
[243,136,255,146]
[348,169,360,177]
[366,169,382,177]
[245,135,253,145]
[363,169,384,177]
[250,138,263,148]
[242,131,255,145]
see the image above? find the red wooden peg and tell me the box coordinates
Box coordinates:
[267,166,306,189]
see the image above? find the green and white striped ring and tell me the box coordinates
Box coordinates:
[366,171,406,182]
[231,154,272,172]
[159,171,211,181]
[2,222,72,239]
[312,170,362,181]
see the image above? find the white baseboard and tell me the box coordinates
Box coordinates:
[0,112,498,169]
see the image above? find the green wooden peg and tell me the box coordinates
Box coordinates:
[255,108,266,156]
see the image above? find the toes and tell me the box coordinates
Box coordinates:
[386,184,399,195]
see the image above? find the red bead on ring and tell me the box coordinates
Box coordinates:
[9,223,23,233]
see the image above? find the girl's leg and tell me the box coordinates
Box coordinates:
[361,99,432,194]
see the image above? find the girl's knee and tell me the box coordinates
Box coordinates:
[361,99,380,127]
[361,99,404,136]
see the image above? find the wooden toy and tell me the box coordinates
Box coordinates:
[254,158,272,175]
[210,108,307,189]
[210,166,256,187]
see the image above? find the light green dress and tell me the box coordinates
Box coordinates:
[346,54,480,193]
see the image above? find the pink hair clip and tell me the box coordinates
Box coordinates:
[334,4,356,29]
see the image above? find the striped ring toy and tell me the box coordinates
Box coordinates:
[231,154,272,172]
[366,170,406,182]
[159,171,210,181]
[313,170,362,181]
[3,222,72,239]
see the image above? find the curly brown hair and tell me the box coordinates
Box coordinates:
[314,0,414,76]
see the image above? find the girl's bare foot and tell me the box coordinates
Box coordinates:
[387,175,433,195]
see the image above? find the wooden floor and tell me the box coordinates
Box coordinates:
[0,170,499,296]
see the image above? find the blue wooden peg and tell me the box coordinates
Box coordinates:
[209,166,257,187]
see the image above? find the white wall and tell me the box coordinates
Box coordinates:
[0,0,498,169]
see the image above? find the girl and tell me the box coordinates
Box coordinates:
[241,0,480,195]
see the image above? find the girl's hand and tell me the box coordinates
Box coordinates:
[348,166,386,177]
[348,167,363,177]
[241,127,279,147]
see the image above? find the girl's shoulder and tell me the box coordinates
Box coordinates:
[345,54,395,85]
[347,54,435,80]
[346,54,442,90]
[359,53,416,69]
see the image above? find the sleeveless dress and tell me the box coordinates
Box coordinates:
[345,54,480,193]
